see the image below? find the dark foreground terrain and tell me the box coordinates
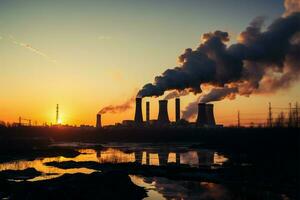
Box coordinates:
[0,170,146,200]
[0,126,299,199]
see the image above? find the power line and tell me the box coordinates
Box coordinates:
[288,103,292,127]
[268,102,273,128]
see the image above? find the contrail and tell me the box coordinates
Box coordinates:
[6,35,58,65]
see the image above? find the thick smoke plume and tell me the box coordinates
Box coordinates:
[99,96,135,114]
[164,89,190,100]
[138,12,300,100]
[138,3,300,119]
[200,86,238,103]
[182,96,201,120]
[181,86,238,119]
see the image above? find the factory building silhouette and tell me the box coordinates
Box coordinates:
[146,101,150,123]
[134,98,143,125]
[157,100,170,124]
[175,98,180,122]
[130,97,217,127]
[196,103,216,126]
[97,97,219,128]
[96,114,102,128]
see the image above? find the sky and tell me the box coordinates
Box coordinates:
[0,0,299,126]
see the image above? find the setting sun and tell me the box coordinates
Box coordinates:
[57,118,62,125]
[0,0,299,199]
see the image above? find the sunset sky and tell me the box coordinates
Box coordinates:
[0,0,299,126]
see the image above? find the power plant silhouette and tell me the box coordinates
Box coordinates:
[97,97,218,128]
[196,103,216,126]
[134,98,143,125]
[96,114,102,128]
[175,98,180,123]
[157,100,170,124]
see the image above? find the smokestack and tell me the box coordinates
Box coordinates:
[96,114,102,128]
[134,98,143,124]
[157,100,170,124]
[146,101,150,122]
[205,104,216,126]
[175,98,180,122]
[196,103,207,126]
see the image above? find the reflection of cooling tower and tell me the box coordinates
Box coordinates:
[157,100,170,124]
[146,101,150,122]
[175,98,180,122]
[206,104,216,125]
[96,114,102,128]
[196,103,207,126]
[134,98,143,124]
[197,151,214,166]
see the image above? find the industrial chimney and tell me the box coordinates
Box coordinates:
[134,98,143,124]
[146,101,150,122]
[96,114,102,128]
[175,98,180,122]
[205,104,216,126]
[196,103,207,126]
[157,100,170,124]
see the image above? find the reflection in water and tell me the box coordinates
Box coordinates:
[149,154,159,166]
[0,145,289,200]
[180,151,199,167]
[97,148,135,163]
[130,175,165,200]
[130,175,230,200]
[0,147,228,182]
[130,175,290,200]
[133,150,226,167]
[0,156,95,181]
[167,153,176,163]
[179,151,228,167]
[199,182,230,200]
[214,152,228,165]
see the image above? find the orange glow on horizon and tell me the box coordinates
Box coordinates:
[0,84,298,127]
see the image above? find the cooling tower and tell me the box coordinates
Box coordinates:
[157,100,170,124]
[175,98,180,122]
[196,103,207,126]
[134,98,143,124]
[146,101,150,122]
[96,114,102,128]
[205,104,216,125]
